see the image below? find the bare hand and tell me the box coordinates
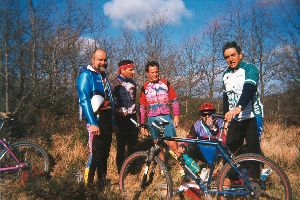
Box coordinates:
[173,115,179,128]
[223,121,229,135]
[89,124,100,135]
[225,107,241,122]
[204,116,214,126]
[141,127,149,138]
[177,145,185,154]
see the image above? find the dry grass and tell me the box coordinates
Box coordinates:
[261,122,300,198]
[2,121,299,199]
[48,129,121,196]
[262,122,299,165]
[50,132,87,177]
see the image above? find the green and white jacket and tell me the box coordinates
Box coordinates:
[223,61,263,121]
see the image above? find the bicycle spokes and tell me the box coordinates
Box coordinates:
[119,152,173,199]
[218,154,292,199]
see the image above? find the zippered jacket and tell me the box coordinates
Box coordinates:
[140,78,180,123]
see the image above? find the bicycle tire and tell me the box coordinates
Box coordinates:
[119,151,173,199]
[0,141,50,185]
[217,153,292,199]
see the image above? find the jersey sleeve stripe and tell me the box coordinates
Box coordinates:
[245,79,257,85]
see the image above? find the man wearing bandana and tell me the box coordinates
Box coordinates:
[77,49,114,189]
[111,60,138,173]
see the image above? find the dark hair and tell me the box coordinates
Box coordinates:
[145,61,159,72]
[222,41,242,57]
[118,59,134,67]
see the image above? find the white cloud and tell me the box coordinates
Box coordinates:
[103,0,191,30]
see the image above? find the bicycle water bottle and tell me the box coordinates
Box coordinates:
[182,154,200,174]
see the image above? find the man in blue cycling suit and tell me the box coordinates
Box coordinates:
[77,49,114,189]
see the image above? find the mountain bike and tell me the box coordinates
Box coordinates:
[0,113,50,185]
[119,116,292,199]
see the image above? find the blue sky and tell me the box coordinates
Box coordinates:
[24,0,297,43]
[101,0,230,39]
[98,0,298,42]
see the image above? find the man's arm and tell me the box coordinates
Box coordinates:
[236,83,256,108]
[223,91,229,114]
[113,85,128,115]
[77,72,100,126]
[238,63,259,108]
[225,85,256,122]
[168,83,180,127]
[139,87,149,136]
[139,87,147,124]
[225,64,259,121]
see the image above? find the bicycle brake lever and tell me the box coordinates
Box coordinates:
[151,122,160,129]
[130,118,139,127]
[159,117,168,123]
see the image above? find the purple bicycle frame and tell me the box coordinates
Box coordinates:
[0,138,27,172]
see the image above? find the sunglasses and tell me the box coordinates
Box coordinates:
[201,113,212,117]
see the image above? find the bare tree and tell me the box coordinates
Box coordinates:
[176,35,205,114]
[201,20,226,100]
[3,0,9,112]
[222,2,283,102]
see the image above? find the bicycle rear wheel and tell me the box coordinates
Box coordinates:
[0,141,50,185]
[217,153,292,199]
[119,151,173,199]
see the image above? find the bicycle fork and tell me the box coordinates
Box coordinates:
[140,145,160,189]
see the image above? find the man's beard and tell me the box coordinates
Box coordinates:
[98,64,107,72]
[99,66,106,72]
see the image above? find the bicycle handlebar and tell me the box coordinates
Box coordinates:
[130,118,150,129]
[130,117,168,126]
[130,115,227,142]
[129,118,139,127]
[129,118,168,133]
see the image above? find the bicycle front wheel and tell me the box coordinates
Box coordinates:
[0,141,50,185]
[217,153,292,199]
[119,151,173,199]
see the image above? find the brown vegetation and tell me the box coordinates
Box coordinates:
[261,121,300,198]
[0,1,299,199]
[2,121,299,199]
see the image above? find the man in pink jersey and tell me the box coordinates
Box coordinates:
[140,61,182,169]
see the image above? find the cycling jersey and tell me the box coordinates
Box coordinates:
[112,75,137,115]
[77,65,114,126]
[223,61,263,157]
[111,74,138,172]
[190,118,223,139]
[76,65,113,187]
[140,78,180,124]
[223,61,263,120]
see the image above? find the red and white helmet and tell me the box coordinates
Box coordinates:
[199,102,216,113]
